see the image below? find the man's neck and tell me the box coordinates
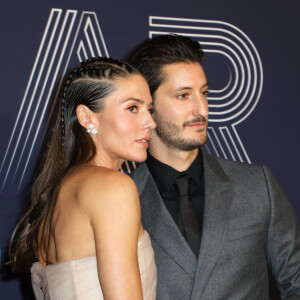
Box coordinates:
[149,139,198,172]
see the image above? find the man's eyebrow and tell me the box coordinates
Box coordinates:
[174,87,192,92]
[173,82,210,93]
[202,82,209,89]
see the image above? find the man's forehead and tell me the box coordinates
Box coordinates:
[161,62,207,84]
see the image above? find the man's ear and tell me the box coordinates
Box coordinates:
[76,104,92,130]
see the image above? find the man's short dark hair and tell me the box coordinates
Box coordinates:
[126,34,204,97]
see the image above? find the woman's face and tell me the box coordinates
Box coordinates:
[92,74,156,169]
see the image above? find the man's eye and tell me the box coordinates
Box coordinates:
[148,106,155,114]
[201,90,209,96]
[127,105,138,113]
[177,93,189,99]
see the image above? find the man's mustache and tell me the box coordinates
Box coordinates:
[183,116,207,127]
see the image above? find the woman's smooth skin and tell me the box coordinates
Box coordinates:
[38,74,155,299]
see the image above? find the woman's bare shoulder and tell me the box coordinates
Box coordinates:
[72,165,139,213]
[81,165,136,193]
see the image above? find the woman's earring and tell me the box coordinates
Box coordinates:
[86,124,98,135]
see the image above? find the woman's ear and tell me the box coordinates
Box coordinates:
[76,104,92,130]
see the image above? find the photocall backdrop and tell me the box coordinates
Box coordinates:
[1,0,299,299]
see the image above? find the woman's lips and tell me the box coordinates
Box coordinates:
[135,137,150,147]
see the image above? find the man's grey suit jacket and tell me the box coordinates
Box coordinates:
[133,151,300,300]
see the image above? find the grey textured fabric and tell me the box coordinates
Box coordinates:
[133,150,300,300]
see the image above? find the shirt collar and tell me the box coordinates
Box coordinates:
[146,149,204,192]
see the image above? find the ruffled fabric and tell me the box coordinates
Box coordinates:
[31,231,157,300]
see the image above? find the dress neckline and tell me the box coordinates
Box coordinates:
[33,230,149,269]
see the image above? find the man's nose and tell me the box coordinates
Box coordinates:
[192,95,209,117]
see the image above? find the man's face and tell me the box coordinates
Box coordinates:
[152,62,209,151]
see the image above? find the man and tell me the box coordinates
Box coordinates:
[127,34,300,299]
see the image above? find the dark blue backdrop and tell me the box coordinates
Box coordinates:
[1,0,299,299]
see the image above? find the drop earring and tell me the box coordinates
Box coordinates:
[86,124,98,135]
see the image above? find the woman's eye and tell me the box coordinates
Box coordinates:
[127,105,138,113]
[201,90,209,96]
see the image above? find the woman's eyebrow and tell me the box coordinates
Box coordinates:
[122,97,145,104]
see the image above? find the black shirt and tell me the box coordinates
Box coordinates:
[146,149,205,237]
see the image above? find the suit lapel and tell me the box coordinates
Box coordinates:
[191,151,233,299]
[134,163,197,278]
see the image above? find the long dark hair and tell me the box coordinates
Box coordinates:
[8,57,139,273]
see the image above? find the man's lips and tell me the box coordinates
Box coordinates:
[185,122,206,128]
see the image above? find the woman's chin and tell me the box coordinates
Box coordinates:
[131,153,148,163]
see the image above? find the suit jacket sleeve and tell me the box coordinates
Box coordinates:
[263,165,300,299]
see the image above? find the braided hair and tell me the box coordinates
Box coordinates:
[8,57,139,273]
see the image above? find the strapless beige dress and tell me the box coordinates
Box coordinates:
[31,231,157,299]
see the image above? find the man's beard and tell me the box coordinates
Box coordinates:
[152,110,208,151]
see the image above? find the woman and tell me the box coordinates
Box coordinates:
[8,57,157,299]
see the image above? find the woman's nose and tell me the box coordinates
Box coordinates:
[143,113,156,130]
